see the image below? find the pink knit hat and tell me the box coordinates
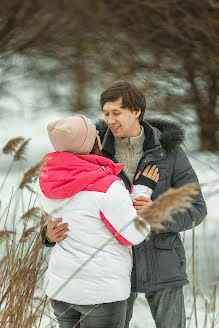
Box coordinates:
[47,116,96,154]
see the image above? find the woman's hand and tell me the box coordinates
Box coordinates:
[46,218,69,243]
[133,165,159,213]
[135,165,159,182]
[133,196,152,213]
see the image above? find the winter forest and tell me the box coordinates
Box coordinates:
[0,1,218,327]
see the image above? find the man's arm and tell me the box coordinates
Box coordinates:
[164,146,207,232]
[41,166,158,246]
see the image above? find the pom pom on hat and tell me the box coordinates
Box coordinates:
[47,116,96,155]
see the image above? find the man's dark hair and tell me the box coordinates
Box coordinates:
[100,80,146,121]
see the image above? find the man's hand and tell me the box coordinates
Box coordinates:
[133,196,152,214]
[46,218,69,243]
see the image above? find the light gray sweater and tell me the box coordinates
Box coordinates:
[114,127,145,183]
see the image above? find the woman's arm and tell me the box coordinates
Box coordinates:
[99,180,150,246]
[99,165,159,246]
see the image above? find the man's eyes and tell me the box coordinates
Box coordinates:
[104,113,120,116]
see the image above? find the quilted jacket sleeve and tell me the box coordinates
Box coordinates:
[164,146,207,232]
[131,185,153,201]
[100,180,150,245]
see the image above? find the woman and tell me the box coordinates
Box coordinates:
[37,115,159,328]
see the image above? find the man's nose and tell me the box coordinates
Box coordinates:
[107,116,116,124]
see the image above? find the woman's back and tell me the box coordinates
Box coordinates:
[38,152,146,304]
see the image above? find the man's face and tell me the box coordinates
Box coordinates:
[103,97,141,138]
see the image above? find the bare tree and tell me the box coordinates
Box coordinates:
[92,0,219,151]
[0,0,101,112]
[0,0,218,150]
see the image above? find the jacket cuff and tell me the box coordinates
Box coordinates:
[41,225,56,247]
[134,175,157,190]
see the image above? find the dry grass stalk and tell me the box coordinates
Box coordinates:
[19,159,47,190]
[0,138,31,193]
[136,183,200,231]
[13,138,31,162]
[211,285,217,328]
[134,218,149,232]
[39,156,52,178]
[0,229,49,327]
[0,173,49,327]
[20,225,40,242]
[192,220,198,328]
[204,300,208,328]
[21,207,42,221]
[2,137,24,155]
[0,256,7,267]
[0,230,15,242]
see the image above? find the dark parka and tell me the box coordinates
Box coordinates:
[97,118,207,292]
[42,119,207,292]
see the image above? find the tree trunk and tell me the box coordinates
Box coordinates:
[197,108,219,152]
[186,63,219,152]
[72,37,88,112]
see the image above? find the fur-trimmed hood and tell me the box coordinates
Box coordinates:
[95,118,185,154]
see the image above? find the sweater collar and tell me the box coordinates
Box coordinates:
[102,120,162,158]
[114,126,145,152]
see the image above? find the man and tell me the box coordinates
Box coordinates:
[42,81,207,327]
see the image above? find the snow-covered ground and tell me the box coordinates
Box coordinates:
[0,114,218,327]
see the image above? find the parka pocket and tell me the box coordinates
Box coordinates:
[153,233,183,282]
[132,241,149,290]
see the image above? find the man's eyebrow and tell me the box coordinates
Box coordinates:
[103,109,121,112]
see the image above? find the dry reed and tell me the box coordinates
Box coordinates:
[19,160,47,191]
[21,207,42,221]
[0,140,52,327]
[13,139,31,162]
[0,137,30,192]
[0,228,50,327]
[0,140,215,327]
[136,183,199,231]
[192,221,198,328]
[2,137,25,155]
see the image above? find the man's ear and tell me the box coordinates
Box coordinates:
[134,109,141,118]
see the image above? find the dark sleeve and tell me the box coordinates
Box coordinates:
[41,225,56,247]
[164,146,207,232]
[134,174,157,190]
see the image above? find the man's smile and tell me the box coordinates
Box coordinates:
[110,126,120,132]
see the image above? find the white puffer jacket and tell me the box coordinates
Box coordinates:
[37,152,152,305]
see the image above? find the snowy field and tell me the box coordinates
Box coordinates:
[0,114,218,327]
